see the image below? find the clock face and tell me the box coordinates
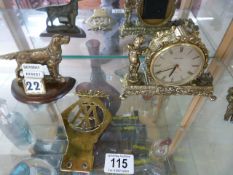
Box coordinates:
[150,43,206,86]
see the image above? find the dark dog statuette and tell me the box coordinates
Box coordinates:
[224,87,233,122]
[0,34,76,104]
[37,0,86,38]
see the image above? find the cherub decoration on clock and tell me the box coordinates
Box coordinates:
[127,34,147,84]
[122,19,216,100]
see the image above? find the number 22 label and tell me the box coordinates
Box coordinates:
[23,78,46,95]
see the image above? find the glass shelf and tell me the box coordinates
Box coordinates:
[1,55,232,174]
[0,58,178,174]
[0,8,225,58]
[172,59,233,175]
[0,1,232,174]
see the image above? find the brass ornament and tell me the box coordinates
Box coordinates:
[37,0,86,37]
[122,20,216,100]
[146,20,208,86]
[0,34,70,83]
[127,34,147,84]
[60,90,112,172]
[0,34,76,104]
[120,0,176,37]
[121,76,214,99]
[224,87,233,122]
[85,9,114,31]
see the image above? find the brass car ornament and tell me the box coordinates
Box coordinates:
[37,0,86,38]
[121,20,216,100]
[120,0,177,37]
[224,87,233,122]
[60,90,112,173]
[0,34,76,104]
[85,9,114,31]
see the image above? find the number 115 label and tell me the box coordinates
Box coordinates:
[104,154,134,174]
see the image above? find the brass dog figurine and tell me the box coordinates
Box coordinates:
[38,0,78,28]
[0,34,70,83]
[37,0,86,38]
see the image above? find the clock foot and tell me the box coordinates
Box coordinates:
[126,73,145,85]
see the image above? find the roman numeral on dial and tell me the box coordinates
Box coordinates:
[169,49,173,55]
[187,49,193,55]
[192,56,200,60]
[180,46,184,53]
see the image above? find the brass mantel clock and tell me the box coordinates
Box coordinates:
[120,0,177,37]
[122,19,216,100]
[149,43,206,86]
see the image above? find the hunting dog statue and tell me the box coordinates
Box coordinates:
[37,0,79,32]
[0,34,70,83]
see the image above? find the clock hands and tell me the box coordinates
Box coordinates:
[155,67,174,74]
[155,65,179,76]
[169,64,179,77]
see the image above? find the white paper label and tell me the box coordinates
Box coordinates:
[23,70,44,79]
[104,153,134,174]
[23,78,46,95]
[22,63,50,76]
[112,9,125,14]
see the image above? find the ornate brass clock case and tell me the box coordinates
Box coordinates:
[122,20,216,100]
[120,0,176,37]
[60,90,112,172]
[149,43,206,86]
[224,87,233,122]
[146,19,208,86]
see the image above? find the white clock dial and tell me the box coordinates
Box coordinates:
[150,43,206,86]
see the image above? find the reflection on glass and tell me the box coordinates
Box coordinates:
[194,0,233,49]
[0,99,35,149]
[100,0,121,56]
[33,126,68,154]
[135,163,165,175]
[10,158,56,175]
[0,98,67,155]
[76,40,121,115]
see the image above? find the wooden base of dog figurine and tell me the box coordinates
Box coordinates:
[40,26,86,38]
[11,77,76,104]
